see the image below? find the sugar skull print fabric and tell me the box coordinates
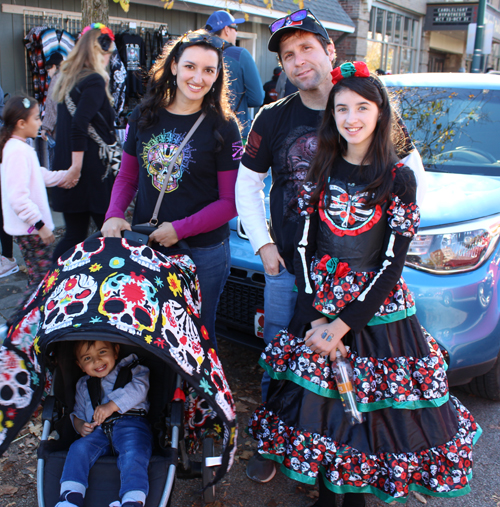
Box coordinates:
[248,161,481,503]
[0,238,237,485]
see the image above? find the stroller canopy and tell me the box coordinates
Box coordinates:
[0,237,237,482]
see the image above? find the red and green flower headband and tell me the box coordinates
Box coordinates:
[331,61,370,85]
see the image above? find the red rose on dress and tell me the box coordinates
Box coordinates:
[317,255,332,271]
[337,262,350,278]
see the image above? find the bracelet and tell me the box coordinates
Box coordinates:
[28,220,45,233]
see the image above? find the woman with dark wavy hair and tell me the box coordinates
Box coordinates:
[102,29,242,346]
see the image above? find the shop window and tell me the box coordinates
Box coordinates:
[367,6,419,74]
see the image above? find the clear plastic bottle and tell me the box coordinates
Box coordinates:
[333,349,364,425]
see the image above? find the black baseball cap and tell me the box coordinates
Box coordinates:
[268,9,330,53]
[45,52,64,68]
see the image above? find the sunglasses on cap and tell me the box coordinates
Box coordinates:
[269,9,328,39]
[179,30,228,50]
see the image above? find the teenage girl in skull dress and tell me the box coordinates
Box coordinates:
[248,62,481,507]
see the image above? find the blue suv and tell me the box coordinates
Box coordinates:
[216,73,500,400]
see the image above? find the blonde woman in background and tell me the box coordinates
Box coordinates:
[51,24,116,261]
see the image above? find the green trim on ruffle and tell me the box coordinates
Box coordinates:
[318,305,417,325]
[367,305,417,326]
[259,357,450,412]
[259,452,475,504]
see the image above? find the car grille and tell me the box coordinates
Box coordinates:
[216,269,265,336]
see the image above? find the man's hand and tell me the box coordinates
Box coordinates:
[101,217,131,238]
[93,401,119,425]
[258,243,285,275]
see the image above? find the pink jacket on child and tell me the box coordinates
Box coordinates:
[1,138,66,235]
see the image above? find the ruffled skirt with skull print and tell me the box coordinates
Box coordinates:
[248,168,482,504]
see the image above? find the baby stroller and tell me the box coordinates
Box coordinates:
[0,233,238,506]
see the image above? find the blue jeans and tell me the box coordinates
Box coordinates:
[261,266,297,402]
[190,239,231,350]
[61,416,152,499]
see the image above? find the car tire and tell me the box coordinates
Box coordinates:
[461,351,500,401]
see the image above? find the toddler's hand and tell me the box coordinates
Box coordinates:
[80,421,97,437]
[93,401,119,425]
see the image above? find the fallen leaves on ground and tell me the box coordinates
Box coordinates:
[234,401,249,413]
[238,450,254,460]
[413,491,428,503]
[0,485,19,496]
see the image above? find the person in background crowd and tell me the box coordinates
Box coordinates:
[375,68,386,75]
[0,82,19,278]
[0,83,5,120]
[205,10,264,138]
[41,52,64,169]
[101,29,242,349]
[275,68,299,99]
[263,66,281,105]
[235,8,427,485]
[0,95,70,296]
[51,24,116,261]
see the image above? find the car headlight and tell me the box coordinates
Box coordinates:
[405,214,500,274]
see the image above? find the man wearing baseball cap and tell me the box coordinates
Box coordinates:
[205,10,264,138]
[235,8,426,487]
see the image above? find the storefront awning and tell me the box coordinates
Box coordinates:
[132,0,355,33]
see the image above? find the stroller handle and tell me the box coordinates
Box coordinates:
[87,226,191,254]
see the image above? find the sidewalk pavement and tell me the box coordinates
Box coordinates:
[0,210,64,325]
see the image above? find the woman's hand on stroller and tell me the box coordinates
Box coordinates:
[305,317,350,361]
[101,217,131,238]
[93,400,119,425]
[149,222,179,248]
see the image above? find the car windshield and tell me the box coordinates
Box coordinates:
[388,85,500,175]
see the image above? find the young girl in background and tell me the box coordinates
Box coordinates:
[248,63,481,506]
[0,95,73,295]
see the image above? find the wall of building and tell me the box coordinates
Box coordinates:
[0,0,278,107]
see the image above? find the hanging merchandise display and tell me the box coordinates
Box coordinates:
[109,49,127,116]
[41,28,75,59]
[115,28,147,99]
[24,26,49,104]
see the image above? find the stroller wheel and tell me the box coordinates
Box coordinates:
[202,437,215,503]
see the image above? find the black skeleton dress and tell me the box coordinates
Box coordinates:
[248,159,481,503]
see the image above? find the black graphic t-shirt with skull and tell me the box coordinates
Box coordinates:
[124,107,242,248]
[242,93,323,272]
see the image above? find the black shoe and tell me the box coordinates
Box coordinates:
[310,476,337,507]
[246,451,276,483]
[342,493,366,507]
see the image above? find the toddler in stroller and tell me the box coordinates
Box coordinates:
[56,339,152,507]
[0,235,238,507]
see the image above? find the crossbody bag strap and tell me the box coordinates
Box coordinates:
[149,112,206,226]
